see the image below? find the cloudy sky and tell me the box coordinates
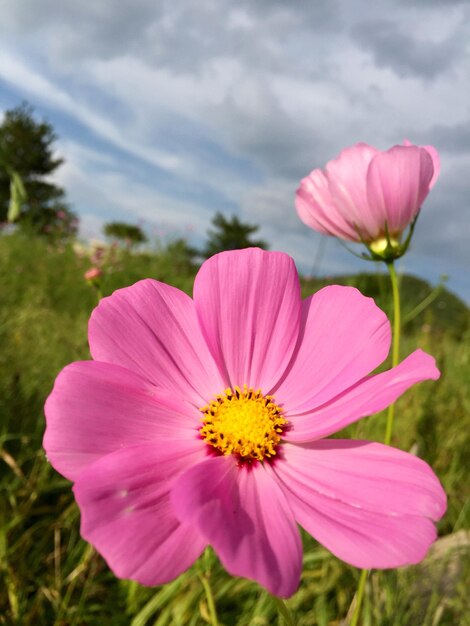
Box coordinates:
[1,0,469,302]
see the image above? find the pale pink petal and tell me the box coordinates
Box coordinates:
[403,140,440,189]
[325,143,380,240]
[171,456,303,598]
[423,145,440,189]
[367,146,435,235]
[44,361,203,481]
[273,441,446,569]
[73,443,207,586]
[193,249,301,392]
[295,170,359,240]
[285,350,439,442]
[297,141,440,243]
[274,286,390,413]
[88,279,225,405]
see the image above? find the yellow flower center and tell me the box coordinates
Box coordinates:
[200,385,287,462]
[369,236,400,255]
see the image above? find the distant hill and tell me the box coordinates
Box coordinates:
[301,272,469,341]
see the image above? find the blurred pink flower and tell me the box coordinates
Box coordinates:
[296,142,439,257]
[84,267,102,281]
[44,249,446,597]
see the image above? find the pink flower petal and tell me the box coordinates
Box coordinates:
[274,440,446,569]
[403,140,440,189]
[296,170,358,240]
[73,443,207,586]
[285,349,439,442]
[88,279,225,405]
[171,456,303,597]
[422,145,440,189]
[367,146,435,235]
[326,143,380,240]
[44,361,203,480]
[193,249,301,392]
[274,286,390,413]
[296,141,440,244]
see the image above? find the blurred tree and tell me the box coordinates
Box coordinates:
[104,221,147,247]
[203,212,268,258]
[164,237,199,273]
[0,103,78,239]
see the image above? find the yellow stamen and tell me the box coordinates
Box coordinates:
[369,236,400,255]
[200,385,287,462]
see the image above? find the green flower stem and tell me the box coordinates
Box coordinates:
[271,596,296,626]
[349,261,401,625]
[198,571,219,626]
[402,282,443,325]
[384,260,401,445]
[349,568,368,626]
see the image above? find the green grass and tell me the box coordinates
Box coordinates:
[1,232,469,625]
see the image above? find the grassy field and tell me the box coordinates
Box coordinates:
[0,232,469,625]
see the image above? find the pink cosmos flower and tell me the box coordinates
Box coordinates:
[44,248,446,598]
[296,141,440,256]
[84,267,102,281]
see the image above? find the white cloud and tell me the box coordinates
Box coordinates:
[55,140,213,238]
[0,53,182,171]
[1,0,470,301]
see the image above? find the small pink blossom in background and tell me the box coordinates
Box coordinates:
[84,267,102,281]
[57,210,67,220]
[44,248,446,598]
[296,141,440,246]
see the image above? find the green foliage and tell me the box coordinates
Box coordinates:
[0,233,468,625]
[104,221,147,246]
[203,212,268,257]
[0,103,77,239]
[301,272,469,341]
[162,238,199,274]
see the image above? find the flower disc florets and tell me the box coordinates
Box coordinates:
[200,385,287,462]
